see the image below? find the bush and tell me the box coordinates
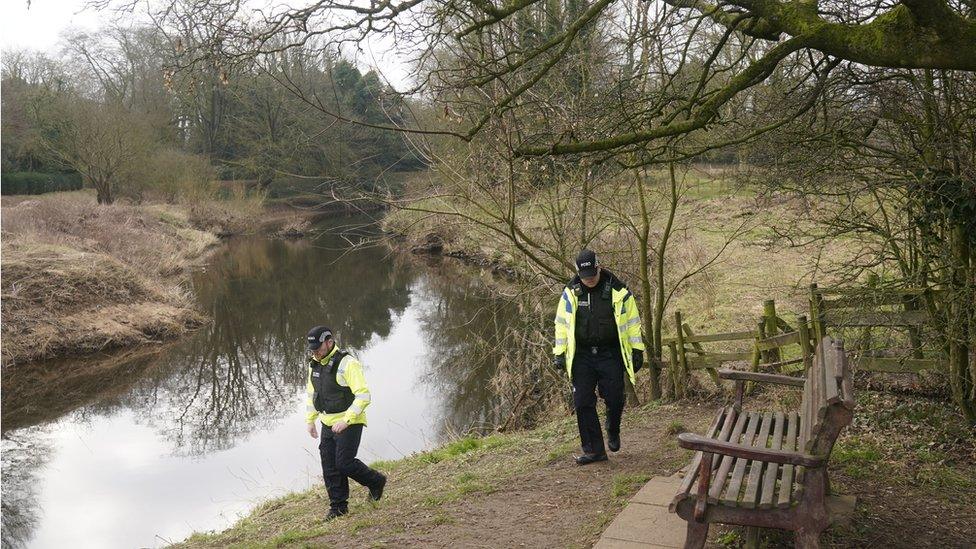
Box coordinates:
[1,171,83,195]
[130,148,217,204]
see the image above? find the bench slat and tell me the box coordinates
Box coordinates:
[707,411,749,501]
[741,411,774,507]
[777,411,800,508]
[823,341,842,404]
[676,407,734,498]
[759,411,786,509]
[719,412,761,505]
[799,354,813,452]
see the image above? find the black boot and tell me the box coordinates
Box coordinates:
[326,507,348,521]
[369,473,387,501]
[575,453,608,466]
[607,432,621,452]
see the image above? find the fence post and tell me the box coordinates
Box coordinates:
[674,311,689,397]
[763,299,780,363]
[860,273,878,353]
[798,314,813,371]
[668,341,682,399]
[809,283,825,341]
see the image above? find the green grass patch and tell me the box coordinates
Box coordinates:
[715,529,741,547]
[914,465,975,491]
[455,472,495,495]
[665,420,686,436]
[834,439,883,479]
[610,473,652,498]
[431,512,456,525]
[268,527,328,547]
[418,434,511,464]
[546,440,577,462]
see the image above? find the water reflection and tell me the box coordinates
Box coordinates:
[0,218,525,548]
[128,234,415,456]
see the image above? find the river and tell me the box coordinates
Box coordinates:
[1,218,521,549]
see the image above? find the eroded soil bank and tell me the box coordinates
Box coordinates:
[0,191,298,367]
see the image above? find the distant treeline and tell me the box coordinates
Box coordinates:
[1,172,83,195]
[1,27,424,202]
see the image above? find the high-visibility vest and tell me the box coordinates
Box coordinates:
[305,345,372,426]
[553,273,645,385]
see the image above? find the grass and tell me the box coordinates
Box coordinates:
[170,428,556,548]
[833,439,883,479]
[0,190,264,366]
[665,420,686,436]
[610,473,652,498]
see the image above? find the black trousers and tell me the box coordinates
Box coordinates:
[571,346,625,455]
[319,423,384,511]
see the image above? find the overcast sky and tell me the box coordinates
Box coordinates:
[1,0,103,54]
[0,0,412,89]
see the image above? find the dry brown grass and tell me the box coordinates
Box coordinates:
[0,190,257,365]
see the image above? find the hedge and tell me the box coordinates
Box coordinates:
[1,172,84,195]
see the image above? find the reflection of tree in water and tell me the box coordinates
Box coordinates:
[122,228,417,455]
[413,265,550,439]
[1,428,52,549]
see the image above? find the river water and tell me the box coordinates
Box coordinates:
[1,218,519,549]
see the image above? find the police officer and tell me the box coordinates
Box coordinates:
[553,250,645,465]
[305,326,387,520]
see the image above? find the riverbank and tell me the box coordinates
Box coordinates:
[174,388,975,548]
[0,190,267,366]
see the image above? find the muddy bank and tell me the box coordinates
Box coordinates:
[0,191,266,367]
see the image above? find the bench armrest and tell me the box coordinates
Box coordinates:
[717,370,805,387]
[677,433,825,467]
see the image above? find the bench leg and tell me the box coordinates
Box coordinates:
[744,526,760,549]
[684,521,708,549]
[795,528,821,549]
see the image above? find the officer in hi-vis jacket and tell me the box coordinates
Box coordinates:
[305,325,386,520]
[552,250,645,465]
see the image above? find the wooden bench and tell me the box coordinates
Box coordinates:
[669,337,855,549]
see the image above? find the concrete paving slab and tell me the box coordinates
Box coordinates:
[592,537,680,549]
[600,502,686,547]
[631,475,682,506]
[595,474,687,548]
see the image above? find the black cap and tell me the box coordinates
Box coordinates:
[306,326,333,350]
[575,249,599,278]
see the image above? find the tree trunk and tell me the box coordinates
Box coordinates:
[95,180,114,205]
[948,223,975,425]
[634,167,661,400]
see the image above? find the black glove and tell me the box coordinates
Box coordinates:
[632,349,644,373]
[553,354,566,374]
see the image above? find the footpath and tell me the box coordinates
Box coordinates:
[594,473,686,548]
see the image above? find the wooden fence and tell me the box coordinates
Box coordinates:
[809,283,945,374]
[663,301,816,398]
[660,279,946,396]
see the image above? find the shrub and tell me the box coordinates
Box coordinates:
[133,148,217,204]
[1,171,83,195]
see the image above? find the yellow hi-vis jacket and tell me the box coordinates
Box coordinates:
[553,271,645,385]
[305,345,371,427]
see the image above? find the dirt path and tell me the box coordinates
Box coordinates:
[373,403,715,549]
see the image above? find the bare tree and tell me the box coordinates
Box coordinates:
[41,98,154,204]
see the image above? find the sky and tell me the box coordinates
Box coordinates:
[0,0,412,89]
[1,0,104,54]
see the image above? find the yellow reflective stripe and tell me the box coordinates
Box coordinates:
[628,336,643,344]
[555,317,570,327]
[554,338,567,345]
[356,392,371,402]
